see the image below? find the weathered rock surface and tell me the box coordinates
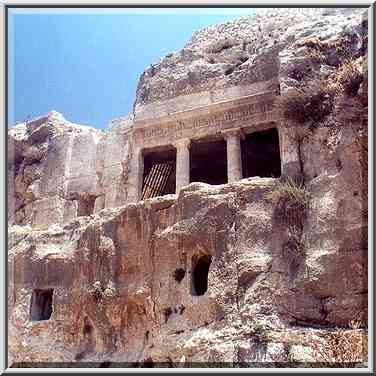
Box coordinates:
[8,7,368,367]
[9,173,367,365]
[134,8,366,110]
[8,111,104,228]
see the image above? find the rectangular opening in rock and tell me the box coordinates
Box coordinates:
[30,289,54,321]
[77,194,97,216]
[191,255,212,296]
[190,138,227,185]
[241,128,281,178]
[142,148,176,199]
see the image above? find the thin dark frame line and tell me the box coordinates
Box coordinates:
[4,3,9,371]
[4,4,372,9]
[4,3,373,372]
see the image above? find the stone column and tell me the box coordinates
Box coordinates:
[222,128,244,183]
[127,147,144,203]
[175,138,191,193]
[278,124,301,180]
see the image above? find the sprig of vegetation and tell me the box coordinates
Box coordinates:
[88,280,117,302]
[311,328,367,367]
[278,82,333,125]
[326,59,364,97]
[268,177,310,211]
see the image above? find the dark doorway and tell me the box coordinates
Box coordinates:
[30,289,53,321]
[143,358,154,368]
[241,128,281,178]
[142,148,176,199]
[190,139,227,185]
[77,194,97,216]
[191,255,212,296]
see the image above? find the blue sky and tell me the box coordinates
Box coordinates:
[8,8,256,129]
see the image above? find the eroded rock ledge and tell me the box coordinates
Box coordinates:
[9,176,367,365]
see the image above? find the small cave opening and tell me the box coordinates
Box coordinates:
[83,316,93,337]
[191,255,212,296]
[190,139,227,185]
[142,147,176,199]
[241,128,281,178]
[75,316,96,360]
[174,268,186,283]
[77,194,97,217]
[143,357,154,368]
[163,307,173,323]
[29,289,53,321]
[99,361,111,368]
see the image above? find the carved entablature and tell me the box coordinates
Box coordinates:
[132,91,280,149]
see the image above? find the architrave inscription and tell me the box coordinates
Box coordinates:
[134,100,277,146]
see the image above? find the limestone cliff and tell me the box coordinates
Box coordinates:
[8,7,368,368]
[134,8,365,109]
[8,111,104,227]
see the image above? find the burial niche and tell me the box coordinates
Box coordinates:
[191,255,212,296]
[142,147,176,199]
[30,289,54,321]
[77,194,97,216]
[241,128,281,178]
[190,139,227,185]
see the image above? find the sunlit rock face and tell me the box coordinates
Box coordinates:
[8,111,104,228]
[8,7,368,367]
[134,8,365,108]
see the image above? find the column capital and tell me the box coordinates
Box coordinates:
[221,127,245,140]
[175,138,191,149]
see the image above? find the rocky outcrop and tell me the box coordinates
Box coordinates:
[8,111,103,228]
[8,113,136,228]
[134,8,366,110]
[9,166,367,365]
[9,111,368,364]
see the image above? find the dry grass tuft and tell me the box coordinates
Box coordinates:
[297,35,353,61]
[306,48,327,64]
[268,177,310,236]
[268,177,310,211]
[286,225,306,256]
[311,329,367,367]
[278,82,333,125]
[88,280,117,302]
[297,37,337,51]
[327,59,364,97]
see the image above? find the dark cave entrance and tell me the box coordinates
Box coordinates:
[190,139,227,185]
[174,268,186,283]
[77,194,97,216]
[241,128,281,178]
[143,358,154,368]
[191,255,212,296]
[30,289,53,321]
[142,147,176,199]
